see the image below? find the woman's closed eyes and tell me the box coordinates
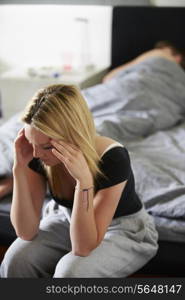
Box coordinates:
[43,145,53,150]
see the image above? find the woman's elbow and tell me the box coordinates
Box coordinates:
[72,244,98,257]
[72,248,91,257]
[72,243,99,257]
[16,230,38,241]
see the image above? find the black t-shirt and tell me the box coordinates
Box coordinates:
[28,146,142,218]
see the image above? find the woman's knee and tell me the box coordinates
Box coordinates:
[0,230,50,278]
[54,252,91,278]
[0,237,37,277]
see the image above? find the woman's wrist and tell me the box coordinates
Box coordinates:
[75,176,94,211]
[13,164,29,174]
[75,175,94,190]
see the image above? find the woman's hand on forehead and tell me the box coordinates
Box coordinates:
[50,139,91,181]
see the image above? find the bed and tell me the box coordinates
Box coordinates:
[83,6,185,277]
[1,5,185,277]
[110,6,185,277]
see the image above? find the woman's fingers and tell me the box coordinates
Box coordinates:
[51,140,78,157]
[17,127,25,136]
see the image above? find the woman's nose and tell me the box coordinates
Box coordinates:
[33,146,42,158]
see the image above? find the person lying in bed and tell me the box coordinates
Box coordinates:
[0,84,158,278]
[102,40,185,83]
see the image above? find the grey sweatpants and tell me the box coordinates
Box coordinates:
[0,200,158,278]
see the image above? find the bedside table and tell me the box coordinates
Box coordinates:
[56,67,108,89]
[0,66,108,121]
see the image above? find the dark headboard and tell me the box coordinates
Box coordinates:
[111,6,185,69]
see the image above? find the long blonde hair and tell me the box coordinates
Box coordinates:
[22,84,104,197]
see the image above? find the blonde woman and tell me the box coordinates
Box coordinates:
[0,84,158,278]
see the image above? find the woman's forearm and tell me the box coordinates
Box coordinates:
[11,166,40,240]
[70,176,98,256]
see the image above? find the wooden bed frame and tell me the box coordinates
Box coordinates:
[111,6,185,277]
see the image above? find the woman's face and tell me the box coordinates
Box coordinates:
[24,124,61,166]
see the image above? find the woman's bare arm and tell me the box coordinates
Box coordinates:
[11,165,46,240]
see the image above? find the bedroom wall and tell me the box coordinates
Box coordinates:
[150,0,185,5]
[2,0,185,6]
[0,0,150,5]
[0,5,112,70]
[0,5,113,121]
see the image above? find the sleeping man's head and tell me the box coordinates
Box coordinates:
[154,40,185,69]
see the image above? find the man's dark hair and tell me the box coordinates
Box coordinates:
[154,40,185,70]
